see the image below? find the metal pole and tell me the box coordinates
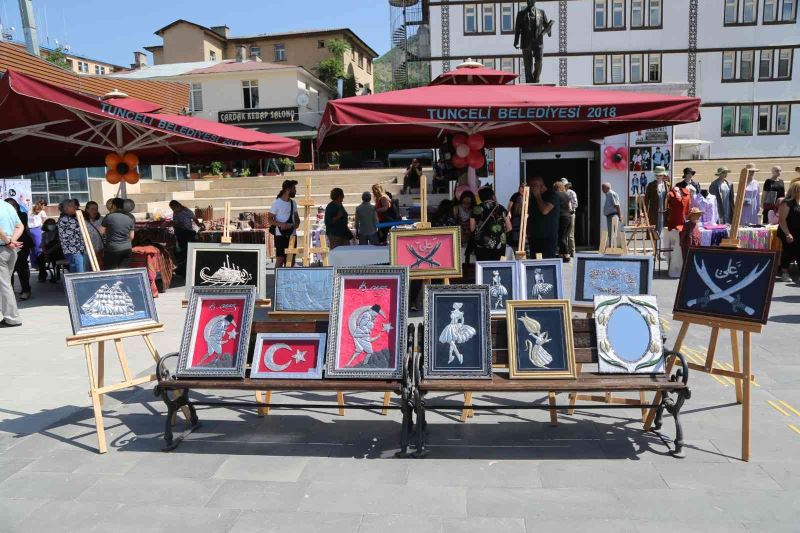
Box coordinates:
[17,0,40,56]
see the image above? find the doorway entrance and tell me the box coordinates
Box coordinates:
[522,149,599,249]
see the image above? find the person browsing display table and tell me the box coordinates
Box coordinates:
[763,166,785,225]
[741,164,761,226]
[57,199,87,274]
[0,198,24,327]
[268,180,299,268]
[777,181,800,282]
[100,198,135,270]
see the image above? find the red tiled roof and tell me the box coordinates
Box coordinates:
[187,60,298,74]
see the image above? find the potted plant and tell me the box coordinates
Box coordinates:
[328,151,341,170]
[204,161,223,179]
[279,158,295,172]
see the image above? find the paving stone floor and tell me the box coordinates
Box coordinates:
[1,262,799,532]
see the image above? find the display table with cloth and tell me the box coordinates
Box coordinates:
[197,229,268,245]
[697,225,781,251]
[129,245,174,295]
[328,245,390,267]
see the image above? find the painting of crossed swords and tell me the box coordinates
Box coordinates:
[390,227,462,280]
[674,248,778,325]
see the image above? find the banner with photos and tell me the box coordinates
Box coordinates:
[627,127,673,222]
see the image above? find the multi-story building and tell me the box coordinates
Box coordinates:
[5,42,126,76]
[112,52,333,165]
[422,0,798,159]
[142,19,378,93]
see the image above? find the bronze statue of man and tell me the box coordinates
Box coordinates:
[513,0,554,83]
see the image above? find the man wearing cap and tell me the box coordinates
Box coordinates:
[268,180,299,268]
[681,167,701,198]
[763,166,785,224]
[645,166,670,234]
[560,178,578,257]
[741,163,761,226]
[709,167,735,224]
[601,182,621,247]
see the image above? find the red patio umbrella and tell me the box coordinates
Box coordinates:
[0,69,300,177]
[317,82,700,151]
[430,61,519,86]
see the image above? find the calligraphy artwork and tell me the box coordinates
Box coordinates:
[595,295,665,374]
[326,267,408,379]
[519,259,563,300]
[390,227,461,279]
[475,261,519,316]
[506,300,576,379]
[273,267,333,312]
[424,285,492,379]
[186,243,266,300]
[572,254,653,304]
[65,268,159,335]
[250,333,326,379]
[674,248,777,325]
[176,286,255,378]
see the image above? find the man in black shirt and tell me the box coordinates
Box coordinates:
[526,176,560,259]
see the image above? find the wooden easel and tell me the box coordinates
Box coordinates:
[646,166,759,461]
[285,177,330,267]
[515,185,530,260]
[71,211,170,453]
[220,200,233,244]
[626,195,659,256]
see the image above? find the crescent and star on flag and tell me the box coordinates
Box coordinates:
[263,343,308,372]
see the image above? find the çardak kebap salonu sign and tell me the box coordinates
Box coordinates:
[99,102,246,147]
[218,107,299,125]
[424,105,619,121]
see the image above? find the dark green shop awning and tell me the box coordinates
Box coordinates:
[256,123,317,140]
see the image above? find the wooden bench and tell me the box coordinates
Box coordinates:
[413,318,691,458]
[155,321,415,455]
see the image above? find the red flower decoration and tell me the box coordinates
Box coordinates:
[602,146,628,171]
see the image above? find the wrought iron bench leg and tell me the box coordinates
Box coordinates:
[156,387,200,452]
[412,390,429,458]
[665,388,690,458]
[396,390,414,458]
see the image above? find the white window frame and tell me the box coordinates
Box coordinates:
[775,104,791,133]
[465,4,478,34]
[742,0,757,22]
[782,0,798,21]
[481,58,496,69]
[648,54,661,82]
[630,54,643,82]
[758,105,772,133]
[721,105,754,136]
[190,83,203,113]
[594,0,607,29]
[759,50,773,79]
[249,46,261,59]
[610,54,624,83]
[631,0,644,27]
[594,55,607,84]
[649,0,662,27]
[500,57,514,73]
[274,44,286,62]
[764,0,778,20]
[724,0,739,24]
[482,4,495,32]
[722,51,736,80]
[739,50,755,80]
[209,50,217,61]
[242,80,259,109]
[777,48,793,78]
[611,0,626,28]
[501,3,515,33]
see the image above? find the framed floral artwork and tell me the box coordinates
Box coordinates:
[475,261,519,317]
[64,268,159,336]
[595,295,665,374]
[506,300,577,379]
[572,253,653,304]
[389,227,461,279]
[424,285,492,379]
[518,259,564,300]
[250,333,326,379]
[176,286,256,378]
[325,266,408,379]
[186,242,266,300]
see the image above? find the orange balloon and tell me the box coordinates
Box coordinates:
[105,169,122,184]
[123,171,140,185]
[122,152,139,168]
[105,153,122,168]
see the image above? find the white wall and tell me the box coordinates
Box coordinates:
[494,147,521,206]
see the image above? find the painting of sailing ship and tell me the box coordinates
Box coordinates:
[186,243,266,299]
[65,269,158,335]
[674,248,778,325]
[572,254,653,304]
[273,267,334,312]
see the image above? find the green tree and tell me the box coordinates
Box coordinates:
[315,38,350,90]
[44,47,71,70]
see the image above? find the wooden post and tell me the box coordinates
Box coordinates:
[221,201,232,244]
[418,175,429,229]
[548,392,558,426]
[381,391,392,416]
[515,186,530,259]
[301,178,313,266]
[731,329,743,403]
[742,331,752,461]
[337,391,345,416]
[721,168,749,247]
[76,210,100,272]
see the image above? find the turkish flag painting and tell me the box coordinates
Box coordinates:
[335,276,399,370]
[188,297,247,369]
[253,339,319,375]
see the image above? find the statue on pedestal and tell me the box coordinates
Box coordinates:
[513,0,554,84]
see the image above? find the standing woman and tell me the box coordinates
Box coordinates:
[27,201,48,270]
[372,184,393,243]
[84,201,104,269]
[507,184,526,252]
[777,181,800,282]
[552,182,573,262]
[169,200,203,275]
[324,187,351,249]
[457,191,476,264]
[4,199,33,300]
[100,198,134,270]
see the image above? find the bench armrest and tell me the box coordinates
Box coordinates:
[665,349,689,387]
[157,352,179,383]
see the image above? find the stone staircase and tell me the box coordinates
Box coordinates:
[677,157,799,189]
[129,169,406,221]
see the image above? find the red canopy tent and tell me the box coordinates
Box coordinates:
[317,72,700,151]
[0,69,300,177]
[429,63,519,86]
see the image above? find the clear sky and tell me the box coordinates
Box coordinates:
[0,0,391,66]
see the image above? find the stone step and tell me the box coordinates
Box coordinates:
[193,184,403,199]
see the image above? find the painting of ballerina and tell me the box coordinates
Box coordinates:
[506,300,576,379]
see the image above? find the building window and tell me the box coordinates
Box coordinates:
[93,65,106,75]
[777,48,793,78]
[366,58,372,74]
[758,105,771,133]
[722,51,735,80]
[759,50,773,79]
[594,0,607,28]
[242,80,259,109]
[631,0,662,28]
[743,0,757,22]
[209,50,216,61]
[740,50,754,80]
[465,4,478,33]
[501,4,515,33]
[611,55,624,83]
[630,54,643,82]
[164,165,189,180]
[612,0,625,27]
[776,104,791,132]
[721,105,754,135]
[725,0,761,24]
[481,58,496,69]
[631,0,643,26]
[594,55,606,84]
[724,0,739,24]
[318,40,325,48]
[358,54,364,69]
[501,57,514,73]
[190,83,203,112]
[650,0,662,26]
[483,4,495,32]
[274,44,285,62]
[783,0,798,20]
[648,54,661,82]
[77,61,89,73]
[250,46,261,59]
[764,0,778,19]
